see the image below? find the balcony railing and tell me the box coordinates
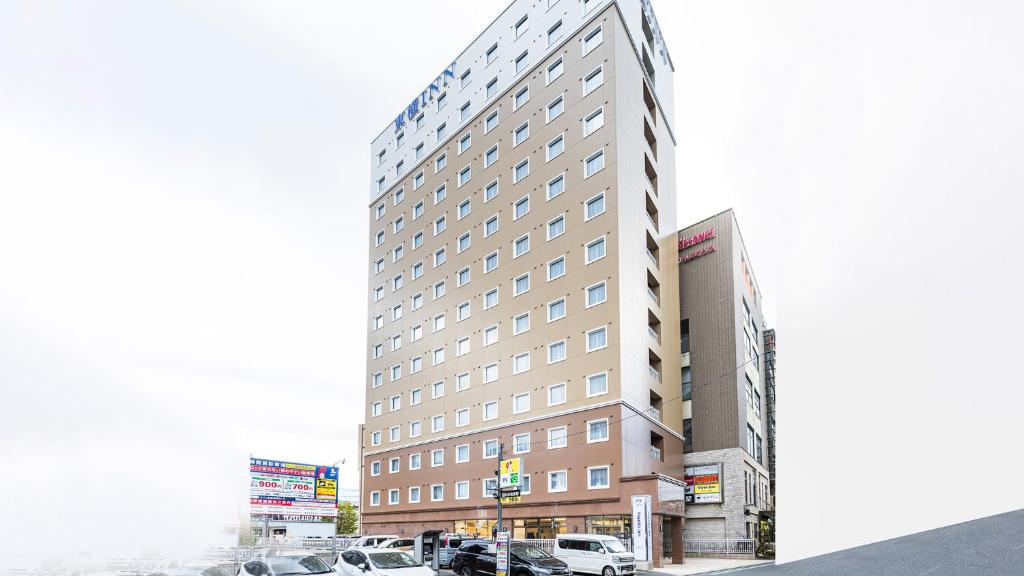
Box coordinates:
[646,211,659,232]
[647,325,661,344]
[647,287,659,306]
[646,248,658,269]
[645,405,662,421]
[650,446,662,460]
[648,365,661,382]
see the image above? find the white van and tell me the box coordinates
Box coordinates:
[553,535,635,576]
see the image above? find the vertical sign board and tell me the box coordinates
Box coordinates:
[631,495,653,562]
[250,458,339,519]
[496,531,511,576]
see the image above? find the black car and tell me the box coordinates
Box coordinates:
[452,541,570,576]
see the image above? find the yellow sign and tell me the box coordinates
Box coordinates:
[694,483,721,494]
[499,494,521,504]
[499,458,522,489]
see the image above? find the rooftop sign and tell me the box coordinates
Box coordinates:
[393,62,457,133]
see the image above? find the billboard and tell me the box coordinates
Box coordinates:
[631,495,652,562]
[684,464,723,504]
[250,458,339,519]
[498,457,522,489]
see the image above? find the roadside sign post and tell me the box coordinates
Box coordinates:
[496,530,511,576]
[496,449,524,534]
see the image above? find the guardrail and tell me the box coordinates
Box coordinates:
[684,539,755,555]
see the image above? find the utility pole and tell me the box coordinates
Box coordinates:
[495,443,504,536]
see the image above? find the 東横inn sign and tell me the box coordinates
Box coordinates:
[393,62,457,133]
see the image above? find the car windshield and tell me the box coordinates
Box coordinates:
[368,552,421,569]
[602,540,627,553]
[511,544,551,559]
[268,555,333,575]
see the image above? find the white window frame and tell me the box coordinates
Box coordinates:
[547,297,566,323]
[587,465,611,489]
[585,235,607,264]
[587,417,610,443]
[548,426,568,449]
[584,106,605,137]
[547,339,567,364]
[547,256,565,281]
[586,325,609,352]
[587,371,609,397]
[548,382,567,406]
[548,469,568,493]
[583,65,604,96]
[583,25,603,55]
[513,312,530,335]
[513,391,531,413]
[586,280,607,308]
[546,133,565,161]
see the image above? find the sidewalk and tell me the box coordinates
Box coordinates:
[645,558,774,575]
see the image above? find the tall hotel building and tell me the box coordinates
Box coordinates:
[677,209,774,541]
[361,0,685,564]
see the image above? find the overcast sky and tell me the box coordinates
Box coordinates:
[2,0,1022,566]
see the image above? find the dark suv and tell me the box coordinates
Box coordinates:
[452,541,570,576]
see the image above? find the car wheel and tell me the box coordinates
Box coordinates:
[602,567,616,576]
[461,568,473,576]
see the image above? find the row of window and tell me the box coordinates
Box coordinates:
[373,188,607,295]
[371,316,608,387]
[374,5,606,188]
[369,463,610,507]
[367,377,610,447]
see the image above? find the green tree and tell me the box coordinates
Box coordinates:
[336,501,359,535]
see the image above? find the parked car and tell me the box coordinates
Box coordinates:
[452,541,570,576]
[333,548,434,576]
[553,535,634,576]
[346,535,398,549]
[435,533,470,568]
[236,550,334,576]
[376,538,415,551]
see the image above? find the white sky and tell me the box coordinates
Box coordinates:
[2,0,1022,566]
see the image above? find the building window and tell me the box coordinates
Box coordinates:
[484,145,499,168]
[587,418,609,442]
[377,150,385,166]
[460,68,471,89]
[547,20,563,46]
[483,325,498,346]
[370,491,381,506]
[410,388,422,405]
[584,149,605,177]
[375,203,385,219]
[433,312,445,332]
[547,256,565,281]
[484,251,499,273]
[372,372,382,388]
[514,234,530,258]
[548,382,567,406]
[456,407,470,427]
[389,458,400,473]
[435,153,447,173]
[409,486,420,503]
[456,336,470,356]
[585,236,606,264]
[413,201,424,219]
[377,176,386,192]
[512,120,528,145]
[375,230,385,247]
[586,281,607,307]
[514,432,531,454]
[412,292,423,310]
[583,25,603,54]
[548,339,566,363]
[458,233,471,253]
[547,213,566,239]
[588,466,610,489]
[513,352,530,375]
[746,424,756,456]
[547,298,566,322]
[548,56,565,84]
[437,122,447,141]
[432,414,444,433]
[514,85,529,109]
[586,326,608,351]
[371,431,381,446]
[483,363,498,383]
[485,179,499,202]
[515,15,529,37]
[431,484,444,501]
[514,195,530,219]
[514,312,530,334]
[433,347,445,365]
[484,288,499,309]
[584,107,604,136]
[584,66,604,97]
[484,478,499,498]
[412,262,423,279]
[485,110,499,133]
[546,134,565,161]
[484,215,499,237]
[436,91,447,111]
[432,449,444,467]
[415,142,424,159]
[458,165,471,187]
[546,95,564,122]
[514,51,529,74]
[459,132,472,154]
[548,426,567,449]
[459,101,472,122]
[587,372,609,397]
[513,391,531,413]
[486,77,499,99]
[456,444,470,463]
[486,43,498,65]
[513,273,530,296]
[549,470,568,492]
[371,401,382,417]
[409,453,421,470]
[456,481,470,500]
[483,400,498,421]
[416,113,425,130]
[483,439,499,458]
